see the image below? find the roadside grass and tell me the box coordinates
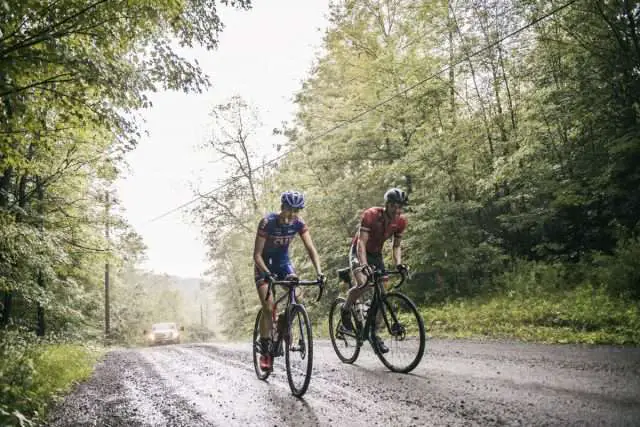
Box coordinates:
[310,284,640,346]
[423,284,640,345]
[216,274,640,347]
[0,333,103,427]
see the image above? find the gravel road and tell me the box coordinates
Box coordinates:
[44,339,640,426]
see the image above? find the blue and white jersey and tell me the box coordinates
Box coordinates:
[256,212,308,262]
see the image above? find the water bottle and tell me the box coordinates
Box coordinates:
[354,302,365,324]
[362,300,371,320]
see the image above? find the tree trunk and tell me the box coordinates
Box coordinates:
[448,0,456,126]
[0,70,14,326]
[36,175,46,336]
[450,4,495,159]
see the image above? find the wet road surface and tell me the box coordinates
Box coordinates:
[45,339,640,426]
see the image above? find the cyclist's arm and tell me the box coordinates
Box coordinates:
[299,230,322,275]
[392,235,402,266]
[357,229,370,266]
[392,217,406,266]
[253,234,270,275]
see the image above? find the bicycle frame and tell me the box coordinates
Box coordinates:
[347,269,406,344]
[253,276,325,397]
[329,267,425,373]
[265,278,324,355]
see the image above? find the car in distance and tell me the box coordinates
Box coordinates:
[144,322,184,345]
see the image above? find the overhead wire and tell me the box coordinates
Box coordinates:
[147,0,580,224]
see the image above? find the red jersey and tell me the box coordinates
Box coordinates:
[351,207,407,254]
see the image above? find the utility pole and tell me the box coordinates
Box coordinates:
[104,190,111,338]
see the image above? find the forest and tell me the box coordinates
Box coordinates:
[0,0,249,424]
[1,0,639,425]
[196,0,640,346]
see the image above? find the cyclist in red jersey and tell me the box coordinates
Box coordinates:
[339,188,409,353]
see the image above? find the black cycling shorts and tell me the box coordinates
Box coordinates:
[349,242,384,274]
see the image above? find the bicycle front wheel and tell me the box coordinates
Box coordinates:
[373,292,426,373]
[252,308,271,380]
[285,305,313,397]
[328,297,360,364]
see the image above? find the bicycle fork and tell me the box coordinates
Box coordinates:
[282,305,308,359]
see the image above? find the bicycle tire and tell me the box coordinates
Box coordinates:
[328,297,361,364]
[252,308,271,380]
[285,305,313,397]
[372,292,426,373]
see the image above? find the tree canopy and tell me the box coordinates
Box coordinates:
[0,0,252,337]
[192,0,640,334]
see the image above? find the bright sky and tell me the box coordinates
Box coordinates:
[114,1,330,278]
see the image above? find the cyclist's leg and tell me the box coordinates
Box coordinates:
[255,259,277,370]
[346,243,369,305]
[267,264,292,353]
[340,243,366,332]
[256,263,274,338]
[367,253,389,354]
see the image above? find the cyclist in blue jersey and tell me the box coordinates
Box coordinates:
[253,190,324,371]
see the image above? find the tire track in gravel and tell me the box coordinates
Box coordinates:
[45,339,640,427]
[190,339,640,426]
[44,349,211,427]
[188,342,536,426]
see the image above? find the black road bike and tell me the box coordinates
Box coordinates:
[252,275,325,397]
[329,268,425,373]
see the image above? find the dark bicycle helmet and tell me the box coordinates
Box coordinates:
[281,190,305,209]
[384,187,408,205]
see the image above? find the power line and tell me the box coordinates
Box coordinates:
[147,177,232,222]
[148,0,580,224]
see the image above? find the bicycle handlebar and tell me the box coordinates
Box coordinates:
[265,277,325,303]
[372,268,409,290]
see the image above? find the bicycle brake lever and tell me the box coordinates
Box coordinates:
[264,278,274,302]
[316,282,324,302]
[396,270,411,288]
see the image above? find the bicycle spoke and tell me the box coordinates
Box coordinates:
[329,297,360,364]
[372,292,426,373]
[285,306,313,397]
[296,314,307,359]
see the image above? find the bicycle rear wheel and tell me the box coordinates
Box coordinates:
[328,297,360,364]
[372,292,425,373]
[252,308,271,380]
[285,305,313,397]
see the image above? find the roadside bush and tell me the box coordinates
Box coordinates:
[592,236,640,299]
[0,330,100,426]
